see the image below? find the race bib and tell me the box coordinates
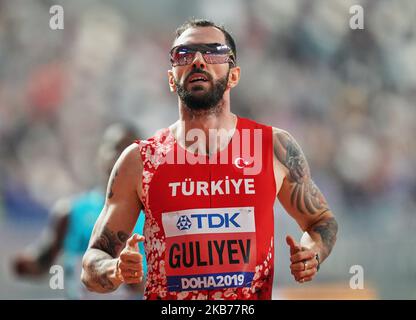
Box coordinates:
[162,207,256,292]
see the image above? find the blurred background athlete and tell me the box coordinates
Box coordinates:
[12,123,147,299]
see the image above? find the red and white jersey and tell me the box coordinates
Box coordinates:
[136,117,276,300]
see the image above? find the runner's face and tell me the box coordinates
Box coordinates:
[168,27,232,111]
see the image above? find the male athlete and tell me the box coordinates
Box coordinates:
[13,123,147,299]
[81,19,338,300]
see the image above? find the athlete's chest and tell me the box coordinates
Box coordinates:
[146,160,272,214]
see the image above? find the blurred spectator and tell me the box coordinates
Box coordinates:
[11,123,147,299]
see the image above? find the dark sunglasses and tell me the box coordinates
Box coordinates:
[170,43,236,67]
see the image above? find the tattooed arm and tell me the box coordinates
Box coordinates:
[81,144,143,293]
[273,128,338,280]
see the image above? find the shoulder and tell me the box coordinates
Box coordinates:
[117,143,143,170]
[272,127,301,158]
[108,143,143,192]
[271,126,312,186]
[272,127,310,177]
[105,143,144,201]
[272,127,294,142]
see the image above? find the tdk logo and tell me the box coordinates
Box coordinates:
[190,212,241,229]
[163,208,254,237]
[176,215,192,230]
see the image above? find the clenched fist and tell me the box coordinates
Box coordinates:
[116,234,145,284]
[286,235,319,284]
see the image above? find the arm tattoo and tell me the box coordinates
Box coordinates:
[85,227,129,292]
[90,226,129,258]
[107,168,119,199]
[86,257,116,291]
[275,131,329,215]
[312,217,338,257]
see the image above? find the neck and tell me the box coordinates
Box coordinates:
[172,92,237,155]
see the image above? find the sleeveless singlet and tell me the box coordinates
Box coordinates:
[136,117,276,300]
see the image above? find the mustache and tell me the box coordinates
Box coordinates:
[185,68,212,83]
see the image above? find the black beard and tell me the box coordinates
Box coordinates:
[175,69,229,113]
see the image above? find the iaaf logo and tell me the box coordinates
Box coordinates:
[163,207,255,237]
[147,124,263,175]
[176,213,240,231]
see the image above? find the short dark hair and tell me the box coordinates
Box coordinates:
[174,18,237,62]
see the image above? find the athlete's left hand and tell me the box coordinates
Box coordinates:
[286,235,319,284]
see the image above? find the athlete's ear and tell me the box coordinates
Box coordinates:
[227,66,240,89]
[168,70,177,92]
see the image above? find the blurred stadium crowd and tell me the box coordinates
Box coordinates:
[0,0,415,298]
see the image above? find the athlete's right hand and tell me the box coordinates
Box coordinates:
[115,233,145,284]
[286,235,318,284]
